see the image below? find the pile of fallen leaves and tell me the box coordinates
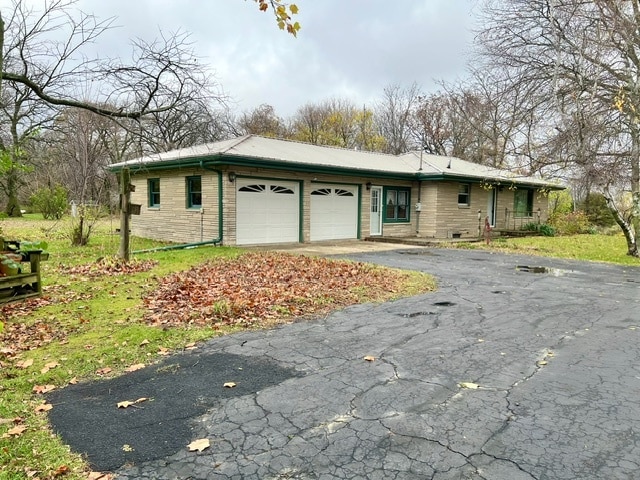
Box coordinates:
[59,257,158,278]
[144,252,405,328]
[0,317,75,356]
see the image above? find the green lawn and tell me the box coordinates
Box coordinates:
[0,215,435,480]
[462,233,640,266]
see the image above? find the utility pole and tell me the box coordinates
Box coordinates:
[118,168,131,261]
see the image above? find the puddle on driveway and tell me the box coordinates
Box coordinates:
[398,311,437,318]
[516,265,569,276]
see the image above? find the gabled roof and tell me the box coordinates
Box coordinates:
[110,135,562,189]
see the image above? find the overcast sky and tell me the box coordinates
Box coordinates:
[12,0,480,117]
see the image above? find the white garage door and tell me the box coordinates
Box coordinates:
[236,179,300,245]
[310,184,359,241]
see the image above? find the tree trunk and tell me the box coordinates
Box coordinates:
[4,169,22,217]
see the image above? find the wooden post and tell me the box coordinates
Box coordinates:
[118,168,131,261]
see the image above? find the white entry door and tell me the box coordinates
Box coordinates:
[370,186,382,236]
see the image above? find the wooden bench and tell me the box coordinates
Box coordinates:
[0,251,47,304]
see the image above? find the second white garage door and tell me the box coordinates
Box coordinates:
[236,179,300,245]
[310,184,359,241]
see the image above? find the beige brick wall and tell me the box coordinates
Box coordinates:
[128,166,550,245]
[129,169,221,244]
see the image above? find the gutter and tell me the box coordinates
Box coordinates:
[131,161,224,254]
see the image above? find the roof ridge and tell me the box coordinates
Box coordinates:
[248,134,401,158]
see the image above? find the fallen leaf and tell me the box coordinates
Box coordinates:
[547,352,555,357]
[88,472,113,480]
[53,465,70,477]
[459,382,479,390]
[3,425,27,437]
[363,355,375,362]
[157,347,170,356]
[139,339,150,346]
[84,345,94,350]
[88,472,112,480]
[41,361,60,374]
[187,438,210,452]
[96,367,112,376]
[537,360,548,366]
[122,444,134,452]
[35,403,53,413]
[125,363,145,372]
[185,342,197,350]
[223,382,236,388]
[16,358,34,369]
[117,397,149,409]
[68,377,78,385]
[33,384,56,394]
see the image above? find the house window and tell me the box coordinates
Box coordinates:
[458,184,470,206]
[384,187,410,223]
[514,189,534,217]
[148,178,160,207]
[186,176,202,208]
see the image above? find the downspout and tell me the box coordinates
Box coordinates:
[416,180,422,235]
[132,162,224,254]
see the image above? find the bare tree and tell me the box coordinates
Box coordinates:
[376,83,422,154]
[237,104,286,138]
[476,0,640,256]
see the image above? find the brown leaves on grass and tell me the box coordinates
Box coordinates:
[0,319,76,356]
[144,252,405,328]
[60,257,158,278]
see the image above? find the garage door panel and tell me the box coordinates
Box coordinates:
[310,184,358,241]
[236,179,299,245]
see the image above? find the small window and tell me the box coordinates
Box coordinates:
[514,189,534,217]
[384,187,410,223]
[239,184,266,193]
[311,188,331,196]
[186,176,202,208]
[271,185,294,194]
[458,184,470,206]
[148,178,160,207]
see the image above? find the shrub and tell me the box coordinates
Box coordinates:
[520,222,555,236]
[30,185,68,220]
[580,193,616,227]
[548,210,592,235]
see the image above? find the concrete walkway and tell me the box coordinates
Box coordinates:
[48,247,640,479]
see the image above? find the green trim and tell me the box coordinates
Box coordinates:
[357,184,362,240]
[299,182,304,243]
[111,153,563,191]
[383,186,411,224]
[147,178,160,207]
[186,175,202,209]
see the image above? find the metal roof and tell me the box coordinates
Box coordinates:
[110,135,561,188]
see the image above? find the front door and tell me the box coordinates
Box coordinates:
[487,188,497,227]
[370,186,382,236]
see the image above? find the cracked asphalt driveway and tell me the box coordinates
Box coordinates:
[49,248,640,479]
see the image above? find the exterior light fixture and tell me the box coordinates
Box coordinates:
[366,182,372,190]
[228,172,236,183]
